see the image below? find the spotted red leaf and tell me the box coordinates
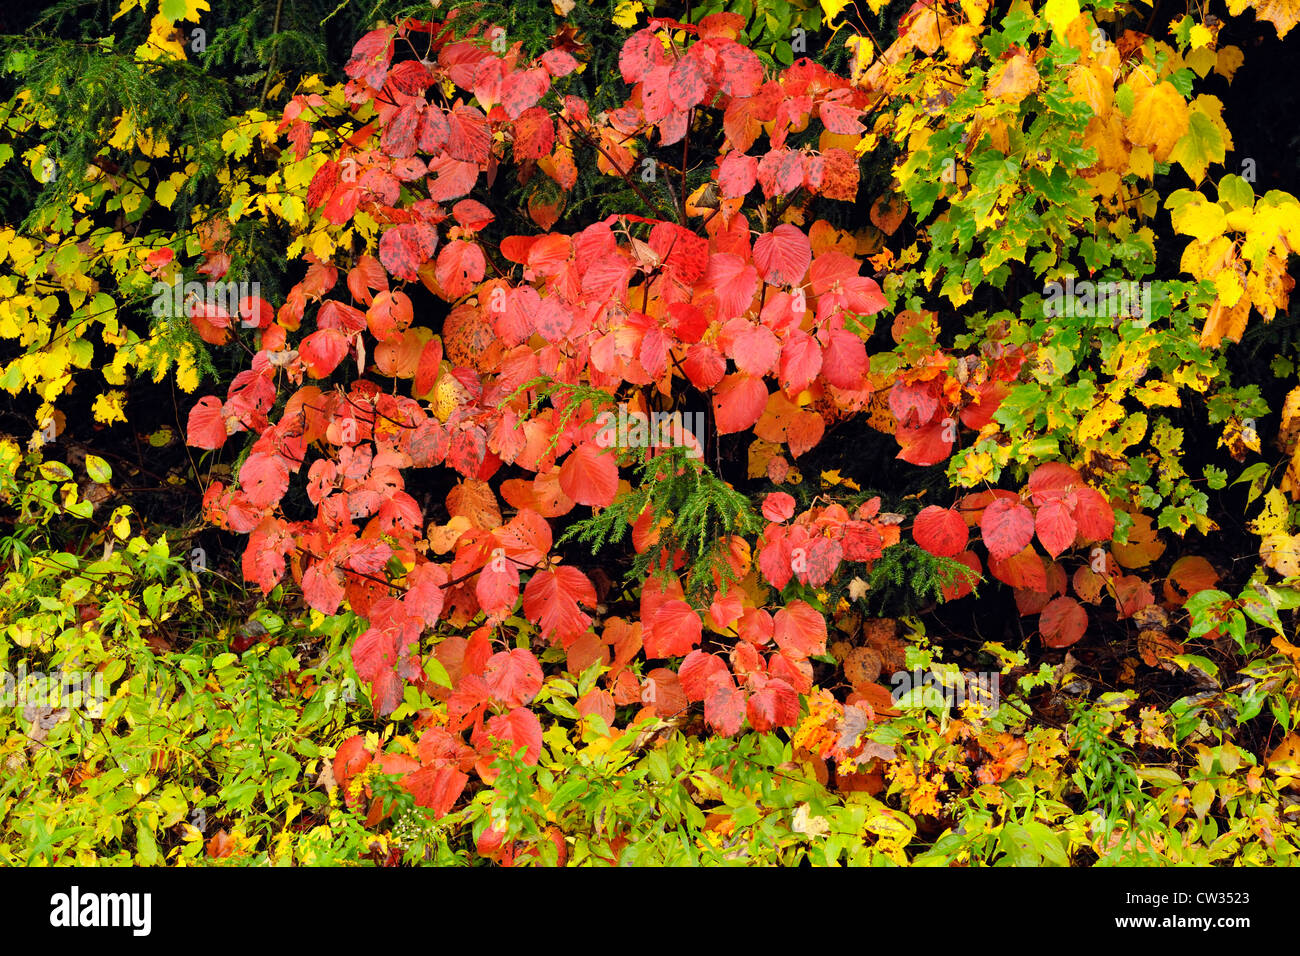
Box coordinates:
[380,223,438,282]
[714,41,763,97]
[345,27,395,88]
[434,241,486,300]
[501,68,550,120]
[668,53,709,110]
[446,105,491,164]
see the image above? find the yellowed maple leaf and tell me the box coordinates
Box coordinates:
[987,51,1040,104]
[1124,82,1188,162]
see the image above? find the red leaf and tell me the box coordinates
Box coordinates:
[513,107,556,160]
[1073,486,1116,543]
[476,558,520,617]
[678,650,731,701]
[380,223,438,282]
[746,676,799,732]
[714,41,762,97]
[446,105,491,164]
[668,52,709,110]
[913,505,968,558]
[239,453,289,509]
[485,707,544,765]
[718,151,758,198]
[299,328,350,378]
[404,561,448,626]
[1040,596,1087,648]
[619,30,666,84]
[187,396,228,449]
[731,323,780,376]
[435,241,486,300]
[381,103,420,157]
[404,765,468,818]
[522,565,595,644]
[820,329,868,389]
[501,68,549,120]
[704,253,759,320]
[1035,498,1078,558]
[426,156,479,201]
[558,442,619,507]
[484,649,543,707]
[366,290,413,341]
[779,330,823,393]
[773,599,827,659]
[704,681,746,735]
[712,373,767,434]
[980,497,1035,560]
[895,419,954,466]
[345,27,395,88]
[646,600,703,658]
[753,224,811,286]
[762,491,796,523]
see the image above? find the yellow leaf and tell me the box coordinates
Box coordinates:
[1214,45,1244,80]
[612,0,643,28]
[1186,45,1216,77]
[1123,82,1188,162]
[1067,63,1111,116]
[1189,23,1214,48]
[155,180,177,209]
[1129,145,1154,179]
[1226,0,1300,38]
[820,0,854,27]
[1170,196,1227,242]
[1169,110,1225,184]
[1042,0,1080,40]
[987,52,1040,104]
